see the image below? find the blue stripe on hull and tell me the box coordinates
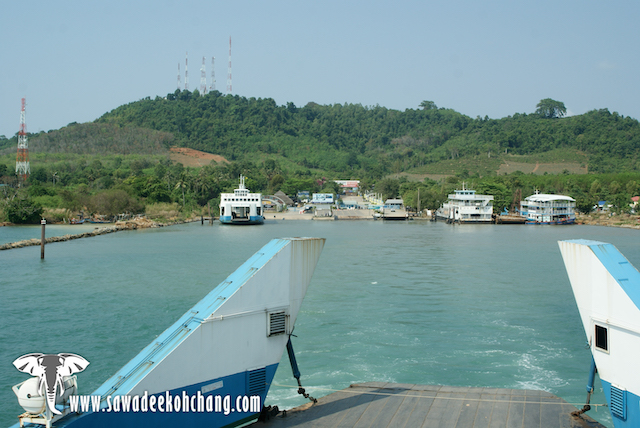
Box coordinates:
[526,219,575,225]
[601,379,640,428]
[219,216,264,225]
[56,363,279,428]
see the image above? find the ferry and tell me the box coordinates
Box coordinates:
[435,185,494,223]
[11,237,325,428]
[520,193,576,224]
[559,239,640,427]
[219,175,264,225]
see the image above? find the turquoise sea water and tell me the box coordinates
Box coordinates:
[2,220,636,427]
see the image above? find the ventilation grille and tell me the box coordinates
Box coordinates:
[610,385,627,420]
[268,311,286,336]
[247,367,266,396]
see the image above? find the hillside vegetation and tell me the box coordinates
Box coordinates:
[1,90,640,223]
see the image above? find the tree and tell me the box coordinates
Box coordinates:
[4,191,43,223]
[87,189,143,217]
[377,178,400,201]
[175,172,191,208]
[420,100,437,110]
[535,98,566,119]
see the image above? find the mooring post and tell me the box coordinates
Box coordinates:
[40,219,46,259]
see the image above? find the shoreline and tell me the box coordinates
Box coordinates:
[2,212,639,251]
[0,217,197,251]
[575,212,640,229]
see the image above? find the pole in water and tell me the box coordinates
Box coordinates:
[40,219,46,259]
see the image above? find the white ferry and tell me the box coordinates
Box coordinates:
[520,193,575,224]
[559,240,640,427]
[435,185,494,223]
[12,237,325,428]
[219,175,264,225]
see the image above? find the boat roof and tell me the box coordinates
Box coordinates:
[525,193,575,202]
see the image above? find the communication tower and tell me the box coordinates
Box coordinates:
[185,52,189,90]
[209,56,216,92]
[227,37,232,94]
[200,56,207,95]
[16,98,30,181]
[177,62,181,90]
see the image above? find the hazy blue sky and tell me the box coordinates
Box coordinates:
[1,1,639,138]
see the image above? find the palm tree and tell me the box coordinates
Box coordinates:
[175,172,190,208]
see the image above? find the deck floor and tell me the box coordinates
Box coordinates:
[256,382,605,428]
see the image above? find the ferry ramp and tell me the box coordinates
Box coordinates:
[256,382,605,428]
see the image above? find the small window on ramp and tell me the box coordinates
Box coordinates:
[595,324,608,352]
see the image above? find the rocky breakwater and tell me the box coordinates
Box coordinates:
[0,217,188,251]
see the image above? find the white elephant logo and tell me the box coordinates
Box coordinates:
[13,353,89,415]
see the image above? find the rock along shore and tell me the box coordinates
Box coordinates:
[0,217,195,251]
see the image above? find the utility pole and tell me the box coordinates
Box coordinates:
[209,56,216,92]
[185,52,189,90]
[227,37,232,94]
[200,56,207,95]
[15,98,30,184]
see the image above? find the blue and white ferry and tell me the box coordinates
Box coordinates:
[559,239,640,427]
[11,237,325,428]
[219,175,264,225]
[521,193,576,224]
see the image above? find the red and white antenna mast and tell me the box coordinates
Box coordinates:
[200,56,207,95]
[177,62,181,90]
[185,52,189,90]
[209,56,216,92]
[16,98,30,182]
[227,37,232,94]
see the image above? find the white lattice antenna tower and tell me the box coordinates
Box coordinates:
[227,37,232,94]
[185,52,189,90]
[209,56,216,92]
[200,56,207,95]
[16,98,30,180]
[177,62,181,90]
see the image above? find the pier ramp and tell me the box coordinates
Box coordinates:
[257,382,605,428]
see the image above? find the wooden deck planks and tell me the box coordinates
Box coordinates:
[255,383,606,428]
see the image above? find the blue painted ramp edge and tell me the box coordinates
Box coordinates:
[92,238,292,397]
[563,239,640,311]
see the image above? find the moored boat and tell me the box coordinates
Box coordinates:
[435,185,494,223]
[559,239,640,427]
[520,193,576,224]
[219,175,264,225]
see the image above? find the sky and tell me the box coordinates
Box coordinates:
[1,1,639,138]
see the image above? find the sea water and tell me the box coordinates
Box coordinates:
[2,220,635,427]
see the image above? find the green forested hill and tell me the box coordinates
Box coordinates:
[3,90,640,224]
[93,90,640,176]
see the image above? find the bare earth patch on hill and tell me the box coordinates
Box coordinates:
[497,161,587,175]
[169,147,229,167]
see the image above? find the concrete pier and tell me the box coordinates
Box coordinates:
[256,382,605,428]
